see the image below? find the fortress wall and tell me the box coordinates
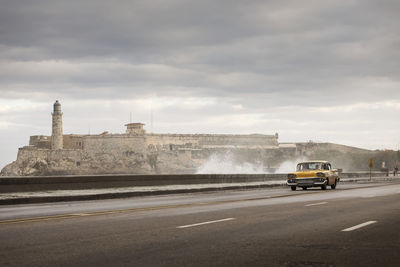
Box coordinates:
[17,147,50,162]
[63,135,84,149]
[29,136,51,149]
[198,134,278,147]
[145,134,279,149]
[37,140,51,149]
[83,135,147,155]
[28,132,279,152]
[145,134,200,149]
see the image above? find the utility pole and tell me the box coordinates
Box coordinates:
[151,108,154,134]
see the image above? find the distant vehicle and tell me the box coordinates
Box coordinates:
[287,161,340,191]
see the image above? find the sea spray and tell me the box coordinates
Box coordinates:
[196,151,265,174]
[197,152,308,174]
[275,157,309,173]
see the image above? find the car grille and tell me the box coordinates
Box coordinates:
[297,178,317,184]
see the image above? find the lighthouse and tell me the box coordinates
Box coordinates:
[51,100,63,150]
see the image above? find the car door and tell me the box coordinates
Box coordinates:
[327,163,336,185]
[325,163,333,185]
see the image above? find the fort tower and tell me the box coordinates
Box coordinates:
[51,100,63,149]
[125,123,146,135]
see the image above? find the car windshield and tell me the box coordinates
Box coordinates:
[296,162,323,171]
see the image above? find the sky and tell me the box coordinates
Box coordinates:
[0,0,399,168]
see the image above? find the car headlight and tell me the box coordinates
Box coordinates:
[288,173,297,179]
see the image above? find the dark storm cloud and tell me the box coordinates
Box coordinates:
[0,0,254,58]
[0,0,399,104]
[0,0,400,169]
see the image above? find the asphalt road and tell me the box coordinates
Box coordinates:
[1,182,400,267]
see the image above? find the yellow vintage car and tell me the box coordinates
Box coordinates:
[287,161,340,191]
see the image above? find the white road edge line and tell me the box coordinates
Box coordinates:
[341,221,377,232]
[305,202,328,207]
[177,218,235,229]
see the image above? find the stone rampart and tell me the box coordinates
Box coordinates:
[145,134,200,149]
[83,134,147,154]
[145,133,278,148]
[29,135,51,149]
[63,135,84,149]
[198,134,278,146]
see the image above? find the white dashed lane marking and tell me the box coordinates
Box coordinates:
[177,218,235,229]
[305,202,328,207]
[342,221,377,232]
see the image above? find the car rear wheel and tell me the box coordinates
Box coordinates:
[331,181,337,189]
[321,184,327,190]
[302,187,308,190]
[291,186,296,191]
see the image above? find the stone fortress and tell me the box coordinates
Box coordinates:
[1,101,369,176]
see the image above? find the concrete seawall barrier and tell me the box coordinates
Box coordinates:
[0,172,388,193]
[0,174,287,193]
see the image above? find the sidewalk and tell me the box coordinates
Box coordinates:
[1,176,398,205]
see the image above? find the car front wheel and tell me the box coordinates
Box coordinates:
[321,184,327,190]
[291,186,296,191]
[331,181,337,189]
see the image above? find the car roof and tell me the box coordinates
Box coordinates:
[297,160,330,164]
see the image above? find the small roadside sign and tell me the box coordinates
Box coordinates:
[369,158,373,180]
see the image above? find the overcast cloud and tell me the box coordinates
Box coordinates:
[0,0,399,168]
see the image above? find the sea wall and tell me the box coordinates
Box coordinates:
[0,172,388,193]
